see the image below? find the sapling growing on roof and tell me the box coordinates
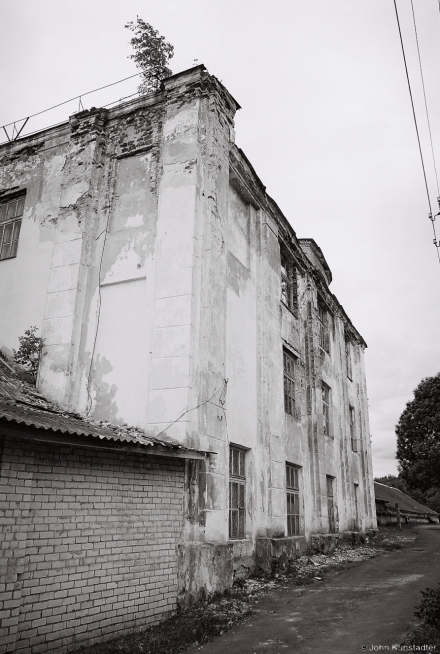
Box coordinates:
[125,18,174,94]
[13,326,44,384]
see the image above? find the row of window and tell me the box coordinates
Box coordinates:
[229,445,359,539]
[280,252,356,381]
[229,445,302,539]
[283,348,359,449]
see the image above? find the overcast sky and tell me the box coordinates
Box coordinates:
[2,0,440,477]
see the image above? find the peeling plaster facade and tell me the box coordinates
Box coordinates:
[0,65,376,607]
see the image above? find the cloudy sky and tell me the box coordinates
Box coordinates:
[2,0,440,477]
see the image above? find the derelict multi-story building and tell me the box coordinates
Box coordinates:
[0,65,376,652]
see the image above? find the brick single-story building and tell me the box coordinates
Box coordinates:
[374,482,439,525]
[0,359,206,653]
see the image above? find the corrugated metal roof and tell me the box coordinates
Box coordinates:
[374,482,438,516]
[0,359,204,456]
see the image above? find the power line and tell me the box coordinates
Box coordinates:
[393,0,440,265]
[1,71,143,130]
[410,0,440,196]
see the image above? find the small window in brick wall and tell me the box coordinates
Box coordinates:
[280,252,298,316]
[229,445,246,539]
[349,406,357,452]
[0,195,25,261]
[286,464,301,536]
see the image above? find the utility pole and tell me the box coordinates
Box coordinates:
[395,503,402,530]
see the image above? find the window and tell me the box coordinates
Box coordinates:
[280,253,298,316]
[326,475,336,533]
[345,340,353,380]
[0,195,25,261]
[229,445,246,539]
[283,349,296,416]
[318,304,330,353]
[349,406,357,452]
[322,382,331,436]
[286,464,300,536]
[354,483,359,530]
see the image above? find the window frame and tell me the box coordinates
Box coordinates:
[0,194,25,261]
[322,382,331,437]
[286,463,301,536]
[349,405,357,452]
[345,339,353,380]
[318,303,330,353]
[283,349,296,417]
[354,483,359,530]
[280,251,298,317]
[229,445,246,540]
[326,475,337,534]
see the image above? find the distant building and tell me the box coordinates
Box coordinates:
[0,65,376,652]
[374,482,439,525]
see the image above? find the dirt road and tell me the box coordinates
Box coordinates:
[184,525,440,654]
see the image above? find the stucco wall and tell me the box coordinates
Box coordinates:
[0,131,70,361]
[0,66,376,612]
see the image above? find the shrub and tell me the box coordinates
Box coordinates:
[13,326,44,384]
[415,584,440,631]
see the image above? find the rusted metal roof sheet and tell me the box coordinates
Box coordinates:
[374,482,439,516]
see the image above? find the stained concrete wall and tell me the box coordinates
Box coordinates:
[0,65,376,610]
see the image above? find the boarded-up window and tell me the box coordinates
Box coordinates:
[327,476,336,533]
[280,253,298,316]
[286,464,300,536]
[229,446,246,539]
[0,195,25,261]
[283,350,296,416]
[322,382,331,436]
[349,406,357,452]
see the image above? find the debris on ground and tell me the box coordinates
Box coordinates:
[77,536,401,654]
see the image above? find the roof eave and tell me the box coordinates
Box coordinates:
[0,421,208,460]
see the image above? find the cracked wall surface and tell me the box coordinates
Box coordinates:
[0,65,376,618]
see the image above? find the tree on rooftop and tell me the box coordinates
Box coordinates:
[125,18,174,94]
[396,373,440,493]
[13,326,44,384]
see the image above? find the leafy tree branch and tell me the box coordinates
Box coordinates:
[126,18,174,94]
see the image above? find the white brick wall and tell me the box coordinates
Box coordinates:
[0,436,185,653]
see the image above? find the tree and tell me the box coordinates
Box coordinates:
[125,18,174,94]
[13,326,44,384]
[396,373,440,493]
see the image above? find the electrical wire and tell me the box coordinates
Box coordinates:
[154,381,228,441]
[393,0,432,214]
[393,0,440,265]
[1,71,143,130]
[85,215,110,416]
[410,0,440,196]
